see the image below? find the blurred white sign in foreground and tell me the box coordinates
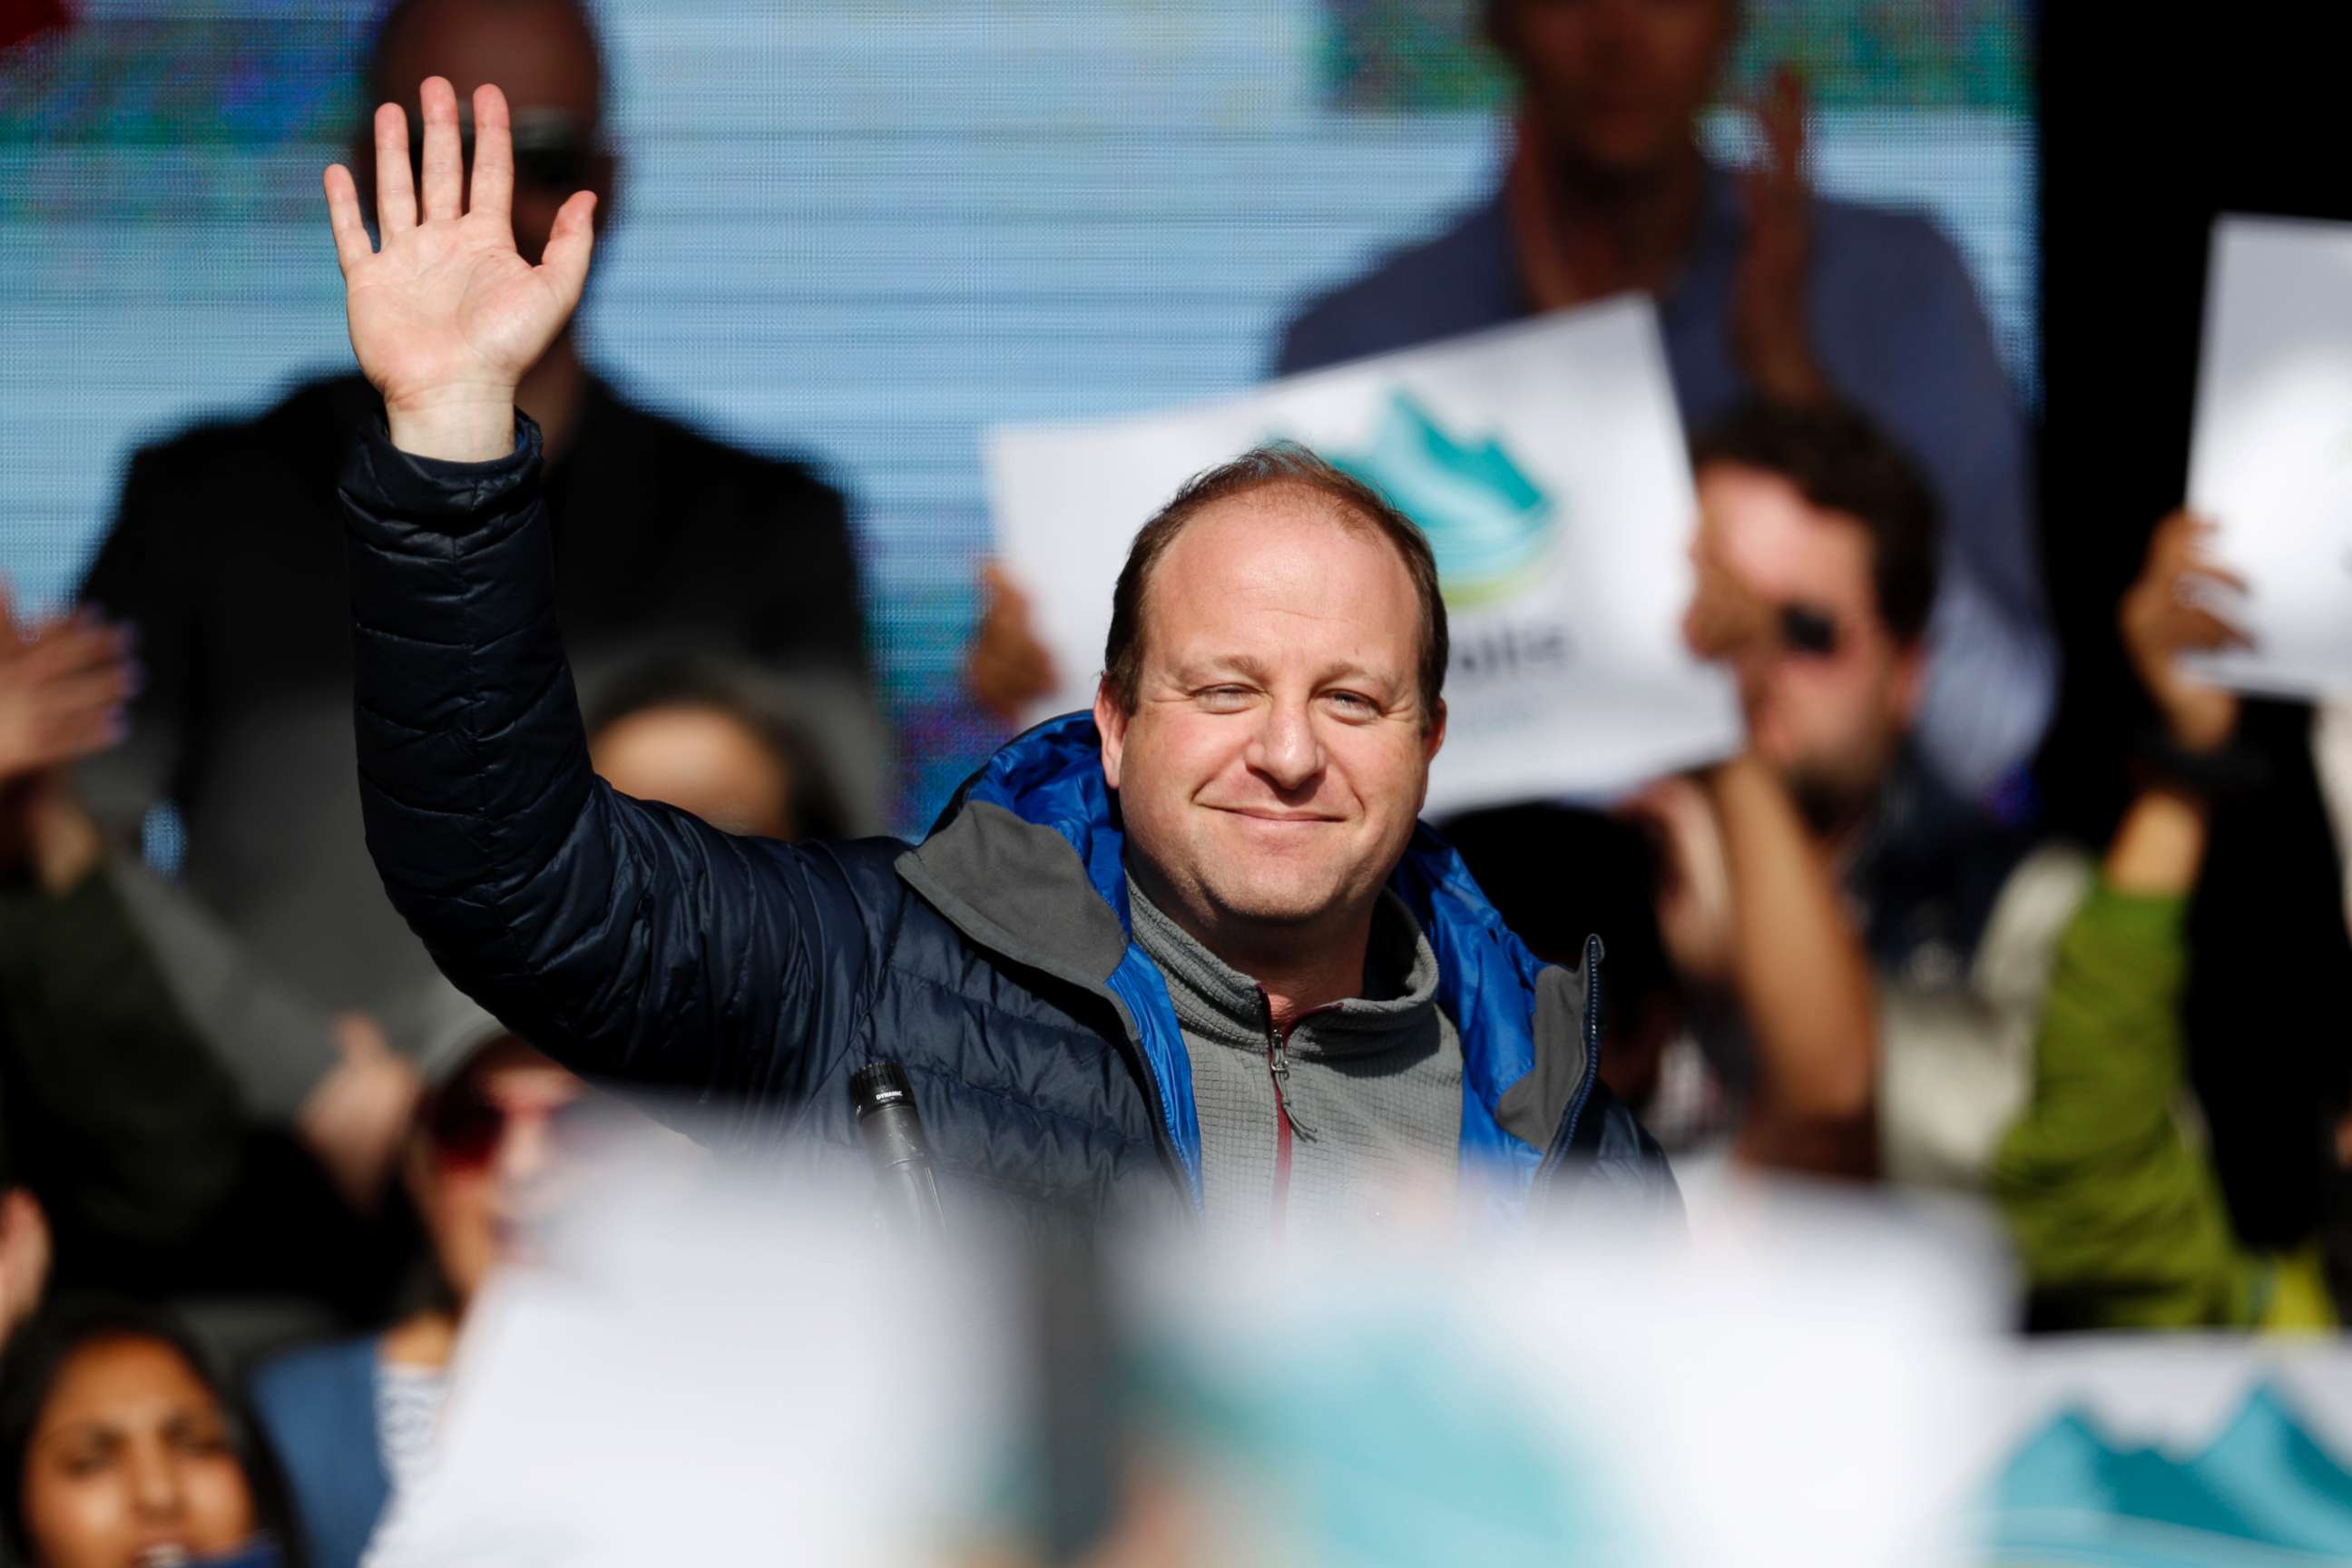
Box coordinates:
[986,298,1742,813]
[2186,215,2352,695]
[365,1133,2012,1567]
[336,1117,2352,1566]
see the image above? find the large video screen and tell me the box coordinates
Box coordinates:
[0,0,2034,827]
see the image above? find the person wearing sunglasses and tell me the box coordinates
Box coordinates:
[241,998,635,1568]
[1612,399,2090,1200]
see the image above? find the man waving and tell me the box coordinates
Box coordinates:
[325,79,1671,1236]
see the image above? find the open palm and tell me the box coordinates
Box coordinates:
[323,78,594,448]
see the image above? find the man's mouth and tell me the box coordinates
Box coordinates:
[1213,806,1340,826]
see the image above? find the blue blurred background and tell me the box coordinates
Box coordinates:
[0,0,2034,828]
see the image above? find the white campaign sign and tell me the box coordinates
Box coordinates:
[986,297,1741,814]
[2185,215,2352,696]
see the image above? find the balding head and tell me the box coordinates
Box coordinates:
[1094,465,1449,977]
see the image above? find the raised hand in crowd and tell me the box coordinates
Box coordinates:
[964,563,1060,721]
[1625,771,1734,989]
[324,76,595,462]
[2105,510,2251,894]
[1988,516,2301,1329]
[0,583,132,893]
[1622,518,1878,1177]
[1731,66,1828,406]
[0,1188,51,1350]
[0,603,132,783]
[299,1012,421,1216]
[2122,512,2249,757]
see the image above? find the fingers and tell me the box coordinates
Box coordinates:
[322,163,374,274]
[1618,774,1706,839]
[2174,604,2253,653]
[374,101,416,235]
[417,76,465,223]
[17,612,132,686]
[468,83,514,229]
[966,566,1059,720]
[537,189,599,312]
[22,703,126,772]
[2183,554,2250,597]
[4,616,135,766]
[2143,510,2250,623]
[2141,508,2200,577]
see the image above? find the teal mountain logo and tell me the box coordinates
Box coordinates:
[1988,1380,2352,1565]
[1322,390,1559,609]
[1129,1323,1640,1565]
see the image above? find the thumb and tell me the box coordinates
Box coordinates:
[537,190,599,313]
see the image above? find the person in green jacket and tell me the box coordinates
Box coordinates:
[1994,511,2337,1330]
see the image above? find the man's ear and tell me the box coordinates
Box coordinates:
[1093,680,1128,791]
[1423,699,1448,765]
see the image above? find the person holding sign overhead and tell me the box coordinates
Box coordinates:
[318,78,1674,1239]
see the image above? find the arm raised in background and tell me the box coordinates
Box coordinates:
[77,475,417,1204]
[0,607,246,1250]
[325,79,875,1113]
[1629,534,1878,1178]
[1992,513,2329,1328]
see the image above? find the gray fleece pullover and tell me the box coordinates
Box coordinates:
[1127,878,1464,1240]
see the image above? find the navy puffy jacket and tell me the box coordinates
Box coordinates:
[342,416,1675,1230]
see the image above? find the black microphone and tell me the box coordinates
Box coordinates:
[848,1061,946,1241]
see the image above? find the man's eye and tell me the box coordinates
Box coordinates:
[1198,686,1252,710]
[1326,691,1377,716]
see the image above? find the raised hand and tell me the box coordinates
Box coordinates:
[323,78,596,461]
[1732,66,1828,406]
[1621,773,1734,987]
[964,564,1061,720]
[2120,510,2250,755]
[0,583,134,785]
[0,1189,50,1348]
[1681,516,1776,739]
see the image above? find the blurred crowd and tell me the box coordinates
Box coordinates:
[3,1,2347,1565]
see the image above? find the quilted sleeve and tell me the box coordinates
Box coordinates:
[338,413,876,1117]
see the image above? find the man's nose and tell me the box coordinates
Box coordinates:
[1245,697,1325,791]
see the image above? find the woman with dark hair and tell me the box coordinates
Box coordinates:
[0,1298,306,1568]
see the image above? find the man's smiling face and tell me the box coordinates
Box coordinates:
[1096,485,1445,953]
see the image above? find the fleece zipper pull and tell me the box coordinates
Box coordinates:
[1256,989,1323,1237]
[1257,991,1318,1144]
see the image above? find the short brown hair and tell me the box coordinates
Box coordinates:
[1101,445,1449,727]
[1690,399,1943,647]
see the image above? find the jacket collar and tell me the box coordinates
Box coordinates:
[896,715,1595,1214]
